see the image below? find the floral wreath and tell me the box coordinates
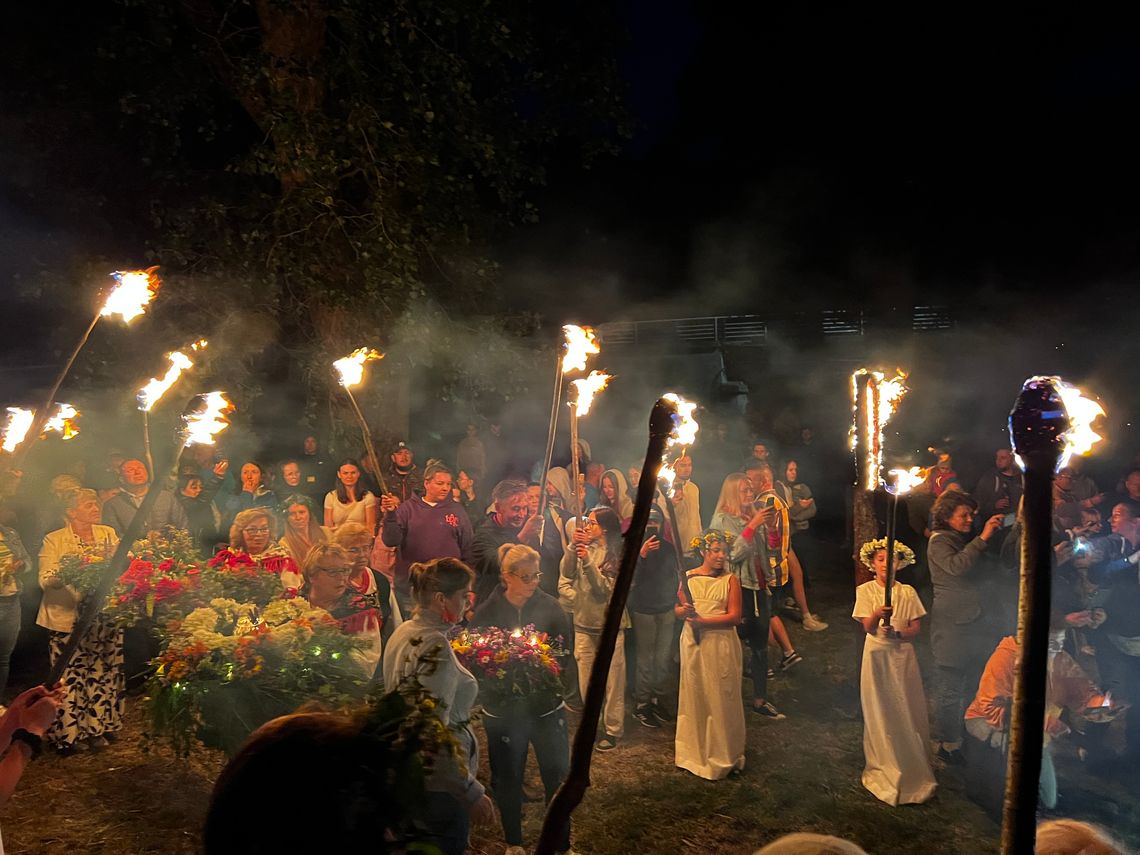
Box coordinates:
[859,538,916,570]
[690,529,734,553]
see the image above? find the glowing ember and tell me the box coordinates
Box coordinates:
[851,368,908,491]
[569,371,611,417]
[183,392,233,446]
[333,348,384,389]
[561,325,600,374]
[102,268,161,323]
[137,350,198,412]
[1054,381,1106,469]
[43,403,80,441]
[887,466,926,495]
[1,408,34,453]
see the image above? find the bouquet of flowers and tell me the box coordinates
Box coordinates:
[146,596,366,755]
[450,624,566,715]
[202,547,293,609]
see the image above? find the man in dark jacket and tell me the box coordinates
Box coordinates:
[102,458,189,536]
[471,479,543,604]
[973,449,1023,526]
[629,507,680,727]
[384,441,423,503]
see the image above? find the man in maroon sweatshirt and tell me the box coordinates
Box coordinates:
[381,460,475,614]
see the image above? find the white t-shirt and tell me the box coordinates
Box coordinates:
[852,580,926,631]
[324,491,376,529]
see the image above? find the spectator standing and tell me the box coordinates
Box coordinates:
[386,441,423,503]
[223,461,277,526]
[0,524,30,701]
[278,494,331,576]
[778,459,817,585]
[471,480,542,604]
[973,449,1023,524]
[630,507,679,728]
[176,467,226,554]
[323,458,377,534]
[669,454,702,557]
[299,435,327,501]
[101,458,189,536]
[455,424,486,483]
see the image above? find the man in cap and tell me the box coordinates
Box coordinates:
[385,441,423,504]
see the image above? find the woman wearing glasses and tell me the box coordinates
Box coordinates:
[300,543,383,680]
[225,509,299,583]
[383,557,496,855]
[471,543,573,855]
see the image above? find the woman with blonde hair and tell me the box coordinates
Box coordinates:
[279,494,330,568]
[472,543,572,855]
[37,488,122,753]
[301,543,382,680]
[223,508,299,586]
[382,558,494,855]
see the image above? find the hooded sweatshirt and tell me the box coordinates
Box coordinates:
[381,495,474,592]
[601,468,635,521]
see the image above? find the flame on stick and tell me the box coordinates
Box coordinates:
[851,368,908,491]
[183,392,233,447]
[333,348,384,389]
[137,345,206,412]
[1,408,35,454]
[569,371,611,417]
[561,325,600,374]
[1054,380,1106,470]
[659,393,700,489]
[886,466,925,495]
[43,403,80,441]
[102,268,161,323]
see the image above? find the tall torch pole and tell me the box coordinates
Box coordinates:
[1002,377,1103,854]
[540,326,600,525]
[536,394,694,855]
[536,351,565,522]
[333,349,389,495]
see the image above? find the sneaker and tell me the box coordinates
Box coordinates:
[803,614,829,631]
[751,701,786,720]
[595,735,618,752]
[783,597,797,610]
[767,667,776,678]
[634,704,660,729]
[505,847,528,855]
[780,650,803,671]
[650,700,674,724]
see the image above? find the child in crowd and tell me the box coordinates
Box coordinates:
[852,538,936,806]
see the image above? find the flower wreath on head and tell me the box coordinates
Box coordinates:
[859,538,916,570]
[690,530,734,553]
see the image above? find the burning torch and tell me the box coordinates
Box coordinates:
[1001,377,1104,855]
[568,370,611,525]
[880,466,924,619]
[136,340,207,476]
[658,393,700,642]
[333,348,389,495]
[9,268,160,471]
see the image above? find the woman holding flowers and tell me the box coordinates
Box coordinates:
[852,538,936,805]
[471,542,572,855]
[278,494,330,569]
[382,557,496,855]
[301,543,382,681]
[675,529,746,780]
[36,488,123,753]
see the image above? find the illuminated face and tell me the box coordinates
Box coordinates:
[785,461,798,483]
[628,466,641,487]
[425,472,453,503]
[466,423,478,437]
[303,436,318,455]
[311,555,351,601]
[601,475,617,503]
[503,562,541,601]
[871,549,890,584]
[282,462,302,487]
[456,471,474,491]
[703,540,727,571]
[438,586,474,624]
[119,459,149,487]
[737,478,755,505]
[182,478,203,499]
[526,485,541,515]
[995,449,1013,471]
[392,448,413,469]
[241,516,271,553]
[240,464,262,490]
[338,464,360,487]
[68,497,102,526]
[753,443,769,461]
[947,504,975,534]
[674,457,692,480]
[342,537,371,572]
[287,503,310,532]
[496,492,529,529]
[583,512,604,543]
[1110,504,1140,540]
[1126,472,1140,500]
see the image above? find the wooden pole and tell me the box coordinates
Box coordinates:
[536,351,565,524]
[535,398,676,855]
[343,386,388,495]
[569,403,583,525]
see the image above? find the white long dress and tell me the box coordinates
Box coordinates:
[852,581,937,805]
[675,572,746,780]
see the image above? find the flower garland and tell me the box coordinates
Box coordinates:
[858,537,917,570]
[689,529,734,553]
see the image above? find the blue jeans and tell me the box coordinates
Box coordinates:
[484,705,571,849]
[0,595,20,698]
[415,791,470,855]
[631,610,676,706]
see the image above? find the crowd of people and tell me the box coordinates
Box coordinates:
[0,416,1137,854]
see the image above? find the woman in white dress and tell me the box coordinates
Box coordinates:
[852,538,937,806]
[675,529,746,780]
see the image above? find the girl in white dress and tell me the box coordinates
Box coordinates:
[675,529,746,780]
[852,538,937,805]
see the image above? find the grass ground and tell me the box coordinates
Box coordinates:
[4,540,1138,853]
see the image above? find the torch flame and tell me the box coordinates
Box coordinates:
[851,368,908,490]
[887,466,926,496]
[333,348,384,389]
[43,403,80,441]
[569,371,611,417]
[659,393,700,490]
[183,392,233,447]
[102,268,161,323]
[137,349,199,412]
[1053,380,1105,470]
[561,325,600,374]
[1,408,35,454]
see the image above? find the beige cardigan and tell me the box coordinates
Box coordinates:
[37,524,119,633]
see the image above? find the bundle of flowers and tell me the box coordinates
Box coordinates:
[203,547,294,608]
[146,597,366,755]
[450,624,566,714]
